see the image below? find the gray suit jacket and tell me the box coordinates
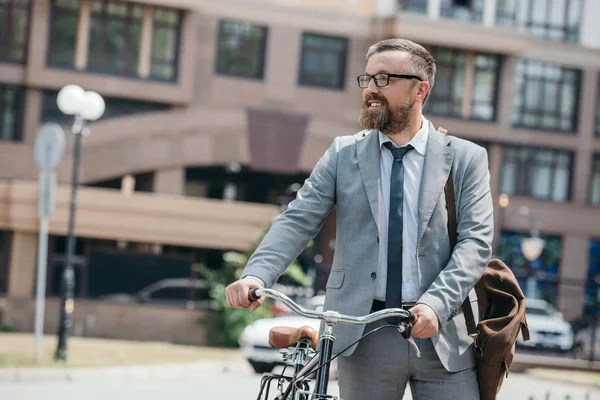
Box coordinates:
[242,121,494,372]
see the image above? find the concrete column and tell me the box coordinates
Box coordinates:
[74,0,91,70]
[558,235,590,320]
[497,56,516,134]
[22,89,42,144]
[7,232,37,297]
[482,0,497,28]
[25,0,50,82]
[153,167,185,195]
[138,5,154,78]
[264,26,301,106]
[428,0,441,20]
[572,69,598,204]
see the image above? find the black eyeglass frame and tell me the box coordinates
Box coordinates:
[357,73,423,88]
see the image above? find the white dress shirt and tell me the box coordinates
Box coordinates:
[375,117,428,303]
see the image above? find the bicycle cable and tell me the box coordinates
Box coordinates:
[293,323,402,382]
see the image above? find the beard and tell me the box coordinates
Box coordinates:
[359,96,415,135]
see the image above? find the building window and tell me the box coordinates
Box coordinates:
[426,47,465,117]
[41,90,171,125]
[587,241,600,320]
[215,20,267,79]
[150,8,182,82]
[596,79,600,137]
[0,0,30,63]
[0,84,25,142]
[398,0,428,14]
[501,145,573,202]
[425,47,500,121]
[590,155,600,205]
[299,32,348,90]
[0,231,11,294]
[512,60,580,132]
[440,0,483,22]
[88,0,143,76]
[48,0,80,67]
[496,0,582,43]
[497,231,562,306]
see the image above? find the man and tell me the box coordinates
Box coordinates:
[226,38,493,400]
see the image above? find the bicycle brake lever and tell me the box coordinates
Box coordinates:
[407,337,421,358]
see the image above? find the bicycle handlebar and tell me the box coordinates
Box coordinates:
[249,288,415,326]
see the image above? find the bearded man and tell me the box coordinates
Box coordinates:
[226,38,493,400]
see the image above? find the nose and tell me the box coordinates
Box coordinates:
[362,78,380,99]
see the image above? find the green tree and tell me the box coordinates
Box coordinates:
[197,225,312,347]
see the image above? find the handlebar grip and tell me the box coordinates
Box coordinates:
[248,288,261,302]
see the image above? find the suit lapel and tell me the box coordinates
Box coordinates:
[417,122,455,248]
[356,130,381,232]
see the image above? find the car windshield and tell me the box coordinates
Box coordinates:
[526,306,553,316]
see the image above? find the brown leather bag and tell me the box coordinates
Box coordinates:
[445,173,530,400]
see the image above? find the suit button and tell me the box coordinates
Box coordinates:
[370,272,377,280]
[376,236,379,243]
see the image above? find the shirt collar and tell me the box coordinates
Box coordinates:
[378,116,429,156]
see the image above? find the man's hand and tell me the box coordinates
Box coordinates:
[409,303,439,339]
[225,277,265,312]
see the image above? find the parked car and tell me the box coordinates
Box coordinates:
[239,295,338,377]
[516,298,574,351]
[573,325,600,360]
[97,278,212,310]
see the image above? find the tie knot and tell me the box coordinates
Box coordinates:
[384,142,413,160]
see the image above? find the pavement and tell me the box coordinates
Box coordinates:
[0,360,599,400]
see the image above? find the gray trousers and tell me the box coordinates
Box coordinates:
[337,320,479,400]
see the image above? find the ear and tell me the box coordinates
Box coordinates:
[416,81,430,102]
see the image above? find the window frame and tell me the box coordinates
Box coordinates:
[47,0,80,68]
[500,144,574,202]
[425,47,466,118]
[512,59,581,133]
[0,0,31,64]
[470,54,502,122]
[496,0,582,43]
[298,31,349,90]
[86,0,144,78]
[0,231,11,294]
[215,19,268,80]
[590,154,600,206]
[149,6,183,83]
[440,0,483,22]
[397,0,428,14]
[0,83,26,142]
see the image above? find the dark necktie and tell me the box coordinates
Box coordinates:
[384,142,413,313]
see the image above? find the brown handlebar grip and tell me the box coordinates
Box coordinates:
[248,288,260,302]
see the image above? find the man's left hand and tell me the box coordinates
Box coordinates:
[409,304,439,338]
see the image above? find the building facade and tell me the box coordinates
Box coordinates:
[1,0,600,339]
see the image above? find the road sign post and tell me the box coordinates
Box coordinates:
[33,123,65,363]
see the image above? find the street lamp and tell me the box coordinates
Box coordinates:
[495,194,545,298]
[54,84,105,361]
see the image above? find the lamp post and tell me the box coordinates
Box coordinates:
[496,194,545,298]
[54,85,105,361]
[518,206,545,299]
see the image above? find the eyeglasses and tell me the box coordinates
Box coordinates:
[357,73,423,88]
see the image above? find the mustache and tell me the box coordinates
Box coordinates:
[363,95,387,106]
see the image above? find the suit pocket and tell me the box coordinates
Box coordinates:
[326,270,345,289]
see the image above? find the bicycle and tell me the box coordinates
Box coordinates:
[248,288,420,400]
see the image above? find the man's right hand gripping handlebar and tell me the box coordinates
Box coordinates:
[225,277,265,312]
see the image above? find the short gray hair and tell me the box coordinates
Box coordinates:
[366,38,436,104]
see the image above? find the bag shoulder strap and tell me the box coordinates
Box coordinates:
[442,131,478,336]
